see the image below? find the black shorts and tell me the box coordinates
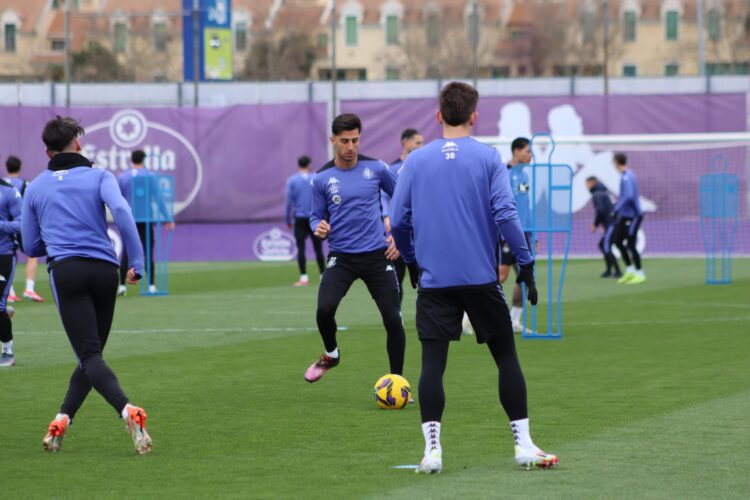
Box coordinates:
[416,283,512,344]
[500,233,533,267]
[613,215,643,242]
[321,249,399,299]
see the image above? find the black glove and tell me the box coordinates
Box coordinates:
[515,263,538,306]
[407,262,421,289]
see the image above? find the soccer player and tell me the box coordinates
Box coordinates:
[303,113,406,383]
[4,155,44,302]
[22,116,152,454]
[383,128,424,303]
[611,153,646,284]
[390,82,558,473]
[285,155,325,286]
[586,176,621,278]
[117,150,175,296]
[0,177,21,367]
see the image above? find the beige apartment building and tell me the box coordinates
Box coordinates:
[0,0,747,82]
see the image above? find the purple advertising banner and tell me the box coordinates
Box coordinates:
[0,103,328,223]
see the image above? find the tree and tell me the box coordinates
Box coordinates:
[72,42,133,82]
[242,31,316,81]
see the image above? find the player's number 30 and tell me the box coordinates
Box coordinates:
[445,152,456,160]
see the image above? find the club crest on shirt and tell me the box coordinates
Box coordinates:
[332,194,342,205]
[362,167,374,180]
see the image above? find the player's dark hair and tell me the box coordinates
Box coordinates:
[5,155,22,174]
[42,116,85,153]
[614,152,628,166]
[331,114,362,135]
[131,150,146,165]
[586,176,597,183]
[401,128,419,143]
[511,137,530,152]
[298,155,311,168]
[439,82,479,127]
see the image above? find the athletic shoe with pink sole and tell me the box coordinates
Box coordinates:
[23,290,45,302]
[515,445,559,469]
[304,353,340,383]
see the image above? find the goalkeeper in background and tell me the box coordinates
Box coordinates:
[586,176,621,278]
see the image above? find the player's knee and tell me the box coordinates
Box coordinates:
[316,299,338,319]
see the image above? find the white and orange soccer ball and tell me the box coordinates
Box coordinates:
[373,374,411,410]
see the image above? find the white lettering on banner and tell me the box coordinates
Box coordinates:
[253,228,297,262]
[82,108,203,216]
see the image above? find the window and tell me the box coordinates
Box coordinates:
[385,15,398,45]
[235,21,248,51]
[114,22,127,53]
[357,68,367,81]
[336,69,346,81]
[154,22,167,52]
[622,64,637,77]
[4,23,15,52]
[385,67,399,80]
[426,14,440,45]
[51,39,65,51]
[517,65,527,76]
[735,63,749,75]
[665,10,678,40]
[345,16,358,46]
[664,63,679,76]
[623,11,637,42]
[707,9,720,41]
[491,66,510,79]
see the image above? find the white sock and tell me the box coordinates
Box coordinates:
[55,413,70,423]
[26,280,35,292]
[1,340,13,354]
[325,347,339,359]
[510,418,536,449]
[9,286,15,296]
[626,265,635,274]
[422,421,442,455]
[636,269,645,277]
[300,274,309,282]
[121,403,134,420]
[510,306,523,325]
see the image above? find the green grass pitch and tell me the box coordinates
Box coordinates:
[3,259,749,499]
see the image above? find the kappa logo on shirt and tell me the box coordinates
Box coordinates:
[0,274,6,282]
[327,177,340,195]
[518,182,529,193]
[52,170,68,181]
[441,141,459,160]
[327,177,339,186]
[386,265,394,272]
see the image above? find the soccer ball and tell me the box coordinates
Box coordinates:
[373,374,411,410]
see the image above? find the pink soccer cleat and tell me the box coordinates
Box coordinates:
[23,290,45,302]
[304,353,340,383]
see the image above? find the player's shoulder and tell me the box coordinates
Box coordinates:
[0,178,13,190]
[357,154,389,170]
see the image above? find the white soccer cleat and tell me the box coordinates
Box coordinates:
[416,450,442,474]
[461,313,474,335]
[514,445,559,470]
[117,285,127,296]
[148,285,157,294]
[124,405,152,455]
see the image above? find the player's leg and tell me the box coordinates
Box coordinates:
[603,223,621,278]
[0,255,16,367]
[90,259,152,453]
[305,254,356,382]
[612,218,635,283]
[23,256,45,302]
[362,253,405,375]
[626,216,646,284]
[597,234,612,277]
[394,257,406,305]
[463,285,558,469]
[293,218,309,286]
[118,248,129,296]
[414,288,462,474]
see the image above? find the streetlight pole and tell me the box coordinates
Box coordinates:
[331,0,338,117]
[64,0,71,107]
[697,0,705,75]
[470,0,479,88]
[603,0,609,95]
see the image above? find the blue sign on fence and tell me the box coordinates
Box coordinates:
[183,0,233,81]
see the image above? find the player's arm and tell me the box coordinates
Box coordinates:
[21,190,46,257]
[309,177,330,238]
[490,154,537,304]
[100,171,144,280]
[0,190,21,235]
[284,178,294,229]
[614,177,632,215]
